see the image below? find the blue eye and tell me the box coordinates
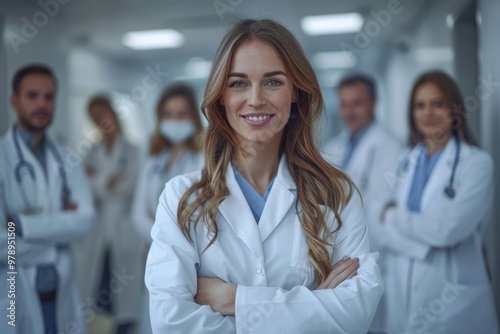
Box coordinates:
[230,81,246,88]
[267,80,283,86]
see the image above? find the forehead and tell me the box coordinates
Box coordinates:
[18,73,55,93]
[339,82,370,98]
[414,82,444,99]
[229,40,285,72]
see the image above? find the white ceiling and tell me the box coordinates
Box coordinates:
[3,0,442,71]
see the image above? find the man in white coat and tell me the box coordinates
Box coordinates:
[0,64,94,334]
[322,74,403,334]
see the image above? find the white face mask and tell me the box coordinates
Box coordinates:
[159,120,196,143]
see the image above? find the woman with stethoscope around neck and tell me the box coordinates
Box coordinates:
[378,71,498,333]
[131,83,204,334]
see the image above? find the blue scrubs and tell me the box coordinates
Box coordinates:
[342,123,373,168]
[407,145,444,212]
[233,166,276,223]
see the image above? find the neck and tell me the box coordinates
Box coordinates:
[16,120,45,150]
[424,133,452,156]
[350,120,372,139]
[104,132,118,151]
[232,139,280,196]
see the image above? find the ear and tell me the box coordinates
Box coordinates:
[292,88,297,103]
[11,94,19,111]
[219,96,224,106]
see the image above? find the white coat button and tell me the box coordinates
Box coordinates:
[255,266,263,276]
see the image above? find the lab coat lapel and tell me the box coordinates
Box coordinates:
[420,138,461,210]
[399,147,420,209]
[10,126,49,212]
[259,156,296,243]
[218,163,264,259]
[45,141,63,211]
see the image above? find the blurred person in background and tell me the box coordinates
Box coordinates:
[132,83,204,334]
[80,96,142,334]
[379,71,498,333]
[0,64,94,334]
[322,74,403,334]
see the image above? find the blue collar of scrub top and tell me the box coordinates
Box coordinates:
[407,144,445,212]
[232,165,276,223]
[342,121,374,169]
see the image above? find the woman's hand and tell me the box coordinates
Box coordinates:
[380,201,397,224]
[195,277,237,316]
[316,257,359,290]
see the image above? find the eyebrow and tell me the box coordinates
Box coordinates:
[227,70,287,78]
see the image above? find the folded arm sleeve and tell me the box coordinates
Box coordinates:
[391,154,493,248]
[235,191,384,334]
[131,161,155,242]
[17,164,95,243]
[145,181,237,333]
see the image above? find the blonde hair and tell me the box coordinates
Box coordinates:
[149,83,204,155]
[177,19,356,283]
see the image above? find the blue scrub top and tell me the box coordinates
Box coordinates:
[407,145,444,212]
[233,165,276,223]
[342,122,373,169]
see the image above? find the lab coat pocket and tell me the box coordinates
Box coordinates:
[281,220,315,290]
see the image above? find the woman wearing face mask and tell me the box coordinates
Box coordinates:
[132,83,204,334]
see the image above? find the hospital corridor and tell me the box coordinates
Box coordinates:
[1,0,499,333]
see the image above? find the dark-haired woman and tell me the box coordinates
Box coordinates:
[380,71,498,333]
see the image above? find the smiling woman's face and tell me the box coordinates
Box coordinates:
[412,81,453,141]
[220,39,295,146]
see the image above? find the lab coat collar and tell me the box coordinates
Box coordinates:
[219,155,296,258]
[410,137,471,209]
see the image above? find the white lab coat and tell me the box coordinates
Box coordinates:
[73,135,142,323]
[132,148,203,334]
[0,126,94,334]
[375,138,498,333]
[322,122,403,332]
[145,156,384,334]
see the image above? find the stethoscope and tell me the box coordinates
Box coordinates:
[396,134,461,199]
[13,125,71,212]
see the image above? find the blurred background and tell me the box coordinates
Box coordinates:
[1,0,499,332]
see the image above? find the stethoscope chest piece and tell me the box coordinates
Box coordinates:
[444,185,456,199]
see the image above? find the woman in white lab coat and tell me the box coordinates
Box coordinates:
[379,71,498,333]
[132,83,204,334]
[77,96,142,334]
[145,19,384,334]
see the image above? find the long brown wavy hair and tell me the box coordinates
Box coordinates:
[149,83,204,155]
[177,19,356,284]
[408,71,476,146]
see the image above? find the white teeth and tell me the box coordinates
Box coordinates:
[246,115,271,122]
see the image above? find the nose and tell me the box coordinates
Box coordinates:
[247,86,266,108]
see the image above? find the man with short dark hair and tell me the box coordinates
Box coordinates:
[0,63,94,334]
[323,74,403,334]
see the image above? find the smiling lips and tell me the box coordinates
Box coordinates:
[242,113,274,125]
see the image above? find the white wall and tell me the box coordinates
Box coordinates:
[479,0,500,322]
[384,1,455,143]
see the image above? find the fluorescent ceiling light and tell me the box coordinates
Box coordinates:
[301,13,364,36]
[414,47,454,64]
[313,51,357,69]
[122,29,184,50]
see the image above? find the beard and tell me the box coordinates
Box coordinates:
[18,109,53,133]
